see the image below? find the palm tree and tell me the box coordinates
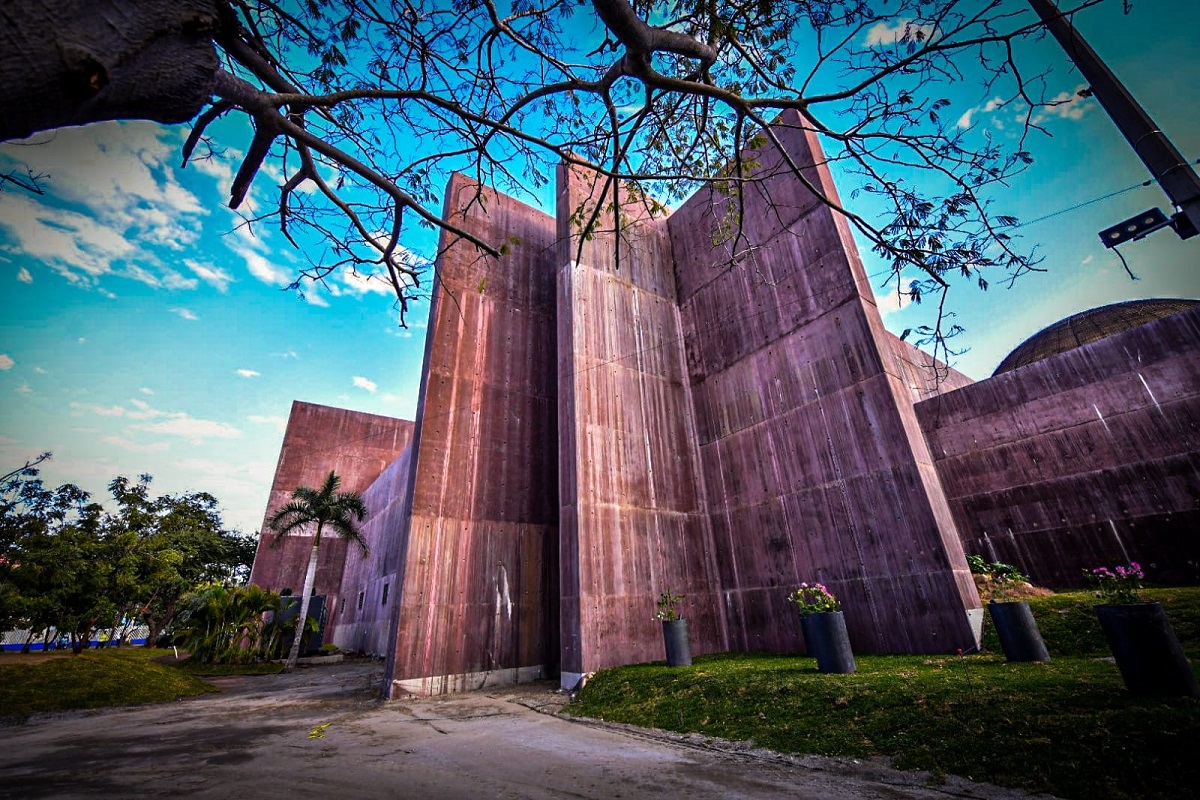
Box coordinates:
[268,470,368,672]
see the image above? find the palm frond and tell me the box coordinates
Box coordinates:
[266,471,369,552]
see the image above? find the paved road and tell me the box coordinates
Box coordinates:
[0,662,1045,799]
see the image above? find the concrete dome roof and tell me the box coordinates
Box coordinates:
[992,298,1199,376]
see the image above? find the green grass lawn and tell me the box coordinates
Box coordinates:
[570,588,1200,800]
[171,659,284,676]
[0,647,218,718]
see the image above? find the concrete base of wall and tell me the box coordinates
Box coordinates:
[391,664,550,696]
[966,607,984,649]
[559,671,588,691]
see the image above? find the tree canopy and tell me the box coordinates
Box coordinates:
[0,456,256,651]
[0,0,1117,349]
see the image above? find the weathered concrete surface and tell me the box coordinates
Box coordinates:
[0,662,1045,800]
[918,305,1200,587]
[670,111,981,656]
[386,175,561,695]
[334,445,416,656]
[248,401,414,642]
[557,162,725,682]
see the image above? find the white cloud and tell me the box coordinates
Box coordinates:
[228,232,290,287]
[0,193,133,285]
[1082,255,1095,266]
[160,267,199,290]
[181,143,240,187]
[353,376,378,393]
[1031,85,1095,125]
[863,20,938,47]
[135,416,242,443]
[101,435,170,453]
[70,401,162,420]
[341,268,399,297]
[247,414,287,432]
[236,369,260,378]
[14,384,32,395]
[957,97,1006,129]
[272,350,299,360]
[172,307,199,321]
[34,366,46,374]
[874,274,920,319]
[78,337,87,344]
[16,267,31,283]
[140,387,154,395]
[0,122,209,289]
[302,289,330,308]
[0,354,13,370]
[184,259,234,292]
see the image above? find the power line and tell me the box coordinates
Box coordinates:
[1008,157,1200,231]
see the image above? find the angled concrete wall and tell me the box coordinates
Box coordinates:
[385,175,560,695]
[669,111,981,655]
[917,306,1200,587]
[556,164,726,683]
[333,439,415,655]
[248,400,414,636]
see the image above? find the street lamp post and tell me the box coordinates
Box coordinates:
[1028,0,1200,241]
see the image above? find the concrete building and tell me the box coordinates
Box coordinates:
[248,111,1200,696]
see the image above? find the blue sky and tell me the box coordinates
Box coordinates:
[0,0,1197,535]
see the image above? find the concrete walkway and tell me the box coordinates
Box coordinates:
[0,662,1047,799]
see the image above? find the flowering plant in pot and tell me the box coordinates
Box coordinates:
[787,582,854,674]
[968,555,1049,663]
[786,582,840,614]
[655,589,690,666]
[1090,563,1146,605]
[1088,562,1198,697]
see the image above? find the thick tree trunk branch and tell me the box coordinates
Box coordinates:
[591,0,717,70]
[0,0,221,142]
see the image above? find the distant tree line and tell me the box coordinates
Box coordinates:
[0,454,256,653]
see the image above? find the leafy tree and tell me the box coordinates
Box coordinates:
[1,458,105,650]
[0,0,1119,351]
[103,476,258,644]
[268,470,368,672]
[1,457,255,652]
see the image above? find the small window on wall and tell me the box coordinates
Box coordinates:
[339,597,344,615]
[357,591,364,611]
[382,583,390,606]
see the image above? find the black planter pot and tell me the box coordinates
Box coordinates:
[801,611,856,674]
[1094,603,1199,697]
[662,619,691,667]
[988,600,1050,663]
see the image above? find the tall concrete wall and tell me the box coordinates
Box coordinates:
[556,164,726,683]
[333,438,415,655]
[917,306,1200,587]
[669,111,981,655]
[385,175,561,695]
[248,400,414,635]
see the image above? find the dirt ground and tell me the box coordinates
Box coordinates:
[0,661,1051,799]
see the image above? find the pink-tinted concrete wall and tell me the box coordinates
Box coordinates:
[669,111,981,655]
[384,175,560,695]
[248,401,414,634]
[885,334,975,405]
[332,434,415,656]
[917,306,1200,587]
[556,164,726,682]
